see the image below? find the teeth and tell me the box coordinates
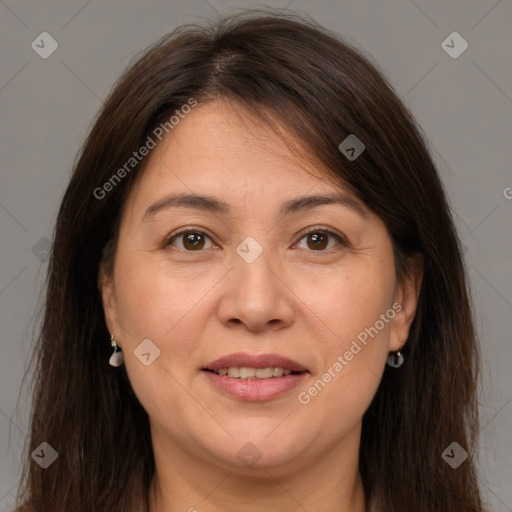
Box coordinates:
[215,367,293,379]
[227,367,240,378]
[256,367,273,379]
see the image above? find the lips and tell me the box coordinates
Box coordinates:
[203,352,308,373]
[201,352,309,401]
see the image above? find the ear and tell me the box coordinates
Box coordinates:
[98,262,120,340]
[389,253,423,351]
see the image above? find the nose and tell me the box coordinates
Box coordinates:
[216,245,295,332]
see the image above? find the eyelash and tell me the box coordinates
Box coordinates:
[163,227,348,253]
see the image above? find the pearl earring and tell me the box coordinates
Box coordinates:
[109,334,124,367]
[387,338,405,368]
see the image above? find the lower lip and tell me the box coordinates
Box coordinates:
[202,371,309,401]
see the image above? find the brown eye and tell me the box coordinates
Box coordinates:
[295,229,345,252]
[306,232,328,250]
[182,232,205,250]
[165,230,214,251]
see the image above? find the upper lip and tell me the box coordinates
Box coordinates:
[204,352,309,372]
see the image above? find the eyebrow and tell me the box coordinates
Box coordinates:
[142,191,369,222]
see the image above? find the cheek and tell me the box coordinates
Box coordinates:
[293,257,394,424]
[111,255,210,427]
[301,254,395,343]
[113,252,220,342]
[296,315,389,445]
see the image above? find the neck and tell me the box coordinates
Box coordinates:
[148,422,367,512]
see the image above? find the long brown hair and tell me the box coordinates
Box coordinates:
[16,10,484,512]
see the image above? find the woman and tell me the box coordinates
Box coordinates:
[15,11,484,512]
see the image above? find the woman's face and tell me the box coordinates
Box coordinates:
[100,100,420,474]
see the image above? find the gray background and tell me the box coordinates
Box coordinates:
[0,0,511,510]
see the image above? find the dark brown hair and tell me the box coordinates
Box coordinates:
[16,10,484,512]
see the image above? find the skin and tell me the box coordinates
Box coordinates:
[100,100,422,512]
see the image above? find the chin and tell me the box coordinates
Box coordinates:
[204,434,308,472]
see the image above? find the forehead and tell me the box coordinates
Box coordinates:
[121,100,365,227]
